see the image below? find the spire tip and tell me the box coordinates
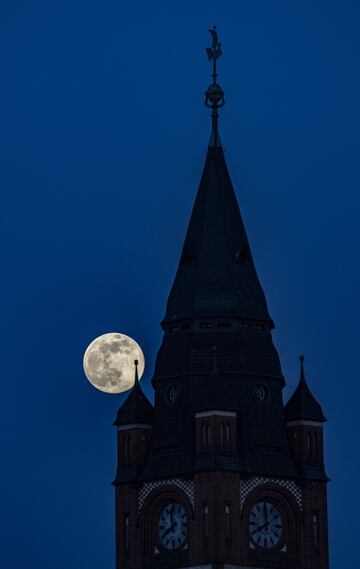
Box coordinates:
[134,359,139,384]
[205,26,225,148]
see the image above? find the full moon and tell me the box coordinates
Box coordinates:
[83,332,145,394]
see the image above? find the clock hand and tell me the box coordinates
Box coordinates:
[163,521,177,537]
[257,522,269,532]
[263,503,268,529]
[263,503,267,521]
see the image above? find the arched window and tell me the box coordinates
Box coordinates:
[122,435,127,461]
[123,434,131,462]
[201,423,207,449]
[225,422,231,447]
[313,431,318,456]
[203,503,209,542]
[313,511,319,549]
[225,503,231,543]
[124,513,130,552]
[220,422,225,447]
[307,432,312,455]
[207,423,212,448]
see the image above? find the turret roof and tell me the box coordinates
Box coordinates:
[114,363,153,426]
[284,356,326,423]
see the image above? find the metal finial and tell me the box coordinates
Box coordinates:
[134,359,139,384]
[205,26,225,148]
[206,26,222,61]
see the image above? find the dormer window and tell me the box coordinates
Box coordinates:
[201,422,212,449]
[196,411,237,452]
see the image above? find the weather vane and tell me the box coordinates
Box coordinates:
[206,26,222,62]
[205,26,225,147]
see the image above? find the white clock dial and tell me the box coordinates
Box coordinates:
[158,503,188,550]
[249,501,283,548]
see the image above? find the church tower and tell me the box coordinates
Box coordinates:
[113,28,329,569]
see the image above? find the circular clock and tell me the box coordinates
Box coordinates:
[255,384,268,402]
[158,502,188,550]
[166,384,178,404]
[249,501,283,548]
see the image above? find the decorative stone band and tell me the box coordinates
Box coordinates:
[195,410,237,418]
[177,565,267,569]
[286,420,323,427]
[240,477,302,511]
[138,478,195,512]
[116,423,152,431]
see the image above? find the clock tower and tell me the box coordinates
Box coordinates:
[113,28,329,569]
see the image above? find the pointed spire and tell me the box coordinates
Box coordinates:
[284,356,326,423]
[113,361,153,426]
[205,26,225,148]
[163,146,272,325]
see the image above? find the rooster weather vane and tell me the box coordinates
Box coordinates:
[205,26,225,147]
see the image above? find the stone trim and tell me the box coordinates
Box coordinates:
[138,478,195,512]
[116,423,152,431]
[240,477,302,511]
[195,410,237,418]
[286,419,323,427]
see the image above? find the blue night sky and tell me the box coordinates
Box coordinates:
[1,1,359,567]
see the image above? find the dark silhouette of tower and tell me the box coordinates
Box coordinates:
[113,28,329,569]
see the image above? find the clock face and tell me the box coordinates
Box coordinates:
[158,503,188,550]
[249,501,283,549]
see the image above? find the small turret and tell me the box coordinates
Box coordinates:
[113,361,153,484]
[285,356,327,480]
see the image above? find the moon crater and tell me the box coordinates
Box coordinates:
[83,333,145,393]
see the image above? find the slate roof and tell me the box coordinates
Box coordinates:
[113,370,153,427]
[284,357,326,423]
[163,146,273,326]
[194,347,239,413]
